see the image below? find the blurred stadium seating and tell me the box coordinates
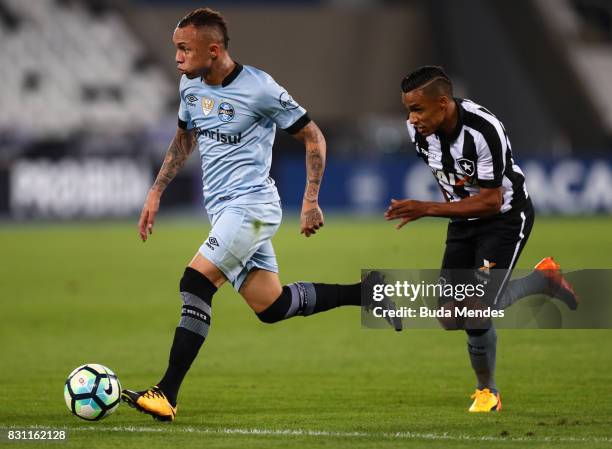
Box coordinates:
[0,0,610,219]
[537,0,612,131]
[0,0,172,139]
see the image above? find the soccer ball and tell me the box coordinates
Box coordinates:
[64,364,121,421]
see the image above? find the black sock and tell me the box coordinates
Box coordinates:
[312,283,361,310]
[157,267,217,406]
[157,327,205,406]
[256,282,360,323]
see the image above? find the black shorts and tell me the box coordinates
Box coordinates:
[439,199,535,308]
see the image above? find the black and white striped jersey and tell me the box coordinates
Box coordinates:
[406,98,528,218]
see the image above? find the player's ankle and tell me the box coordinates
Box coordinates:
[155,383,177,407]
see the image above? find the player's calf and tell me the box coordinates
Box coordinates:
[495,257,579,310]
[122,266,217,421]
[255,273,402,331]
[256,282,359,322]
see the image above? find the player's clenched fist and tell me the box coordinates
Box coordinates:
[138,190,161,242]
[300,201,324,237]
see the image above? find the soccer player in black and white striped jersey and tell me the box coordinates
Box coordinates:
[385,66,578,412]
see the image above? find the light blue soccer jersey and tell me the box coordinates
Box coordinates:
[178,63,308,214]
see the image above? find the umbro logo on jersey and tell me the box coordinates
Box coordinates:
[457,158,475,177]
[186,94,198,108]
[205,236,220,251]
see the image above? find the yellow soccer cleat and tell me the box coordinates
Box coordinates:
[468,388,502,412]
[121,386,177,422]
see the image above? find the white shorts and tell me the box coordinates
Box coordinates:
[199,201,282,291]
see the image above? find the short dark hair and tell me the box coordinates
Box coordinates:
[178,8,230,48]
[401,65,453,97]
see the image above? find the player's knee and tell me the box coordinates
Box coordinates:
[437,316,462,331]
[436,301,462,330]
[177,267,217,338]
[257,313,279,324]
[256,286,291,324]
[180,267,216,306]
[465,326,494,338]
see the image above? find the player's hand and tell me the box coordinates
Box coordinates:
[138,190,161,242]
[300,200,324,237]
[384,198,429,229]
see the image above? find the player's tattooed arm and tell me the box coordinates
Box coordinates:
[138,127,196,242]
[152,128,197,194]
[293,121,326,203]
[293,121,326,237]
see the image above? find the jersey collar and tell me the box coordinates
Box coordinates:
[436,98,464,142]
[221,62,243,87]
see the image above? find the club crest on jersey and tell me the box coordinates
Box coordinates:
[217,102,235,122]
[457,158,475,177]
[202,97,215,116]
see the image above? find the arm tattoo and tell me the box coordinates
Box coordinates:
[303,207,323,226]
[296,122,326,203]
[152,129,196,193]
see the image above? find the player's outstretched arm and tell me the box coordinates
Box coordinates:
[292,121,326,237]
[385,187,503,229]
[138,127,196,242]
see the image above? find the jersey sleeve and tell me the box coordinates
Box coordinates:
[475,122,506,188]
[177,95,194,130]
[177,77,194,130]
[255,75,310,134]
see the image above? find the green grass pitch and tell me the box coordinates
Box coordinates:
[1,215,612,448]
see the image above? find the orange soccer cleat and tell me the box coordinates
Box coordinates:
[534,257,579,310]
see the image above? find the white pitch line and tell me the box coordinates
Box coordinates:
[10,425,612,444]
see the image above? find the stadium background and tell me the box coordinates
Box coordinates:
[1,1,611,448]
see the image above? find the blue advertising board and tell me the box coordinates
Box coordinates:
[274,157,612,215]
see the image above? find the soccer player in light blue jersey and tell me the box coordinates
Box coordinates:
[121,8,400,422]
